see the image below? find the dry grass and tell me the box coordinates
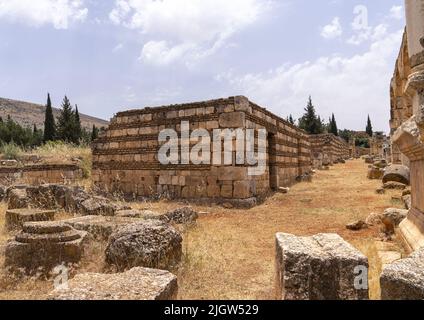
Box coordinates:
[159,159,404,300]
[0,159,405,300]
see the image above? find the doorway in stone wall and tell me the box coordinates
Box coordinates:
[268,132,278,190]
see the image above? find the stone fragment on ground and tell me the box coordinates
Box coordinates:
[160,207,199,225]
[275,233,369,300]
[365,212,383,226]
[382,208,408,235]
[4,221,87,274]
[380,247,424,300]
[376,188,385,195]
[5,208,55,231]
[382,165,410,185]
[105,220,182,271]
[346,220,368,231]
[49,267,178,300]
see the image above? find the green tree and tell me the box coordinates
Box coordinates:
[74,104,82,142]
[329,113,338,136]
[43,93,56,142]
[366,115,373,137]
[91,125,99,141]
[298,96,323,134]
[57,96,79,144]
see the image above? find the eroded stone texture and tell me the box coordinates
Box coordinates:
[275,233,369,300]
[49,267,178,300]
[105,220,182,271]
[4,221,87,273]
[380,247,424,300]
[382,208,408,235]
[382,165,410,185]
[5,209,55,231]
[64,215,144,241]
[160,207,199,225]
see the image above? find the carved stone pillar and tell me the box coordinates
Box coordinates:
[395,0,424,251]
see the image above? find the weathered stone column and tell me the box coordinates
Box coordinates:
[395,0,424,252]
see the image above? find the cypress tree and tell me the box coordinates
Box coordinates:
[330,113,338,136]
[43,93,56,142]
[288,114,295,125]
[91,125,99,141]
[299,96,323,134]
[366,115,373,137]
[74,104,82,143]
[57,96,77,144]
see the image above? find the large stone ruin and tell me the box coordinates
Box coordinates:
[309,134,350,169]
[92,96,312,207]
[389,0,424,252]
[275,233,369,300]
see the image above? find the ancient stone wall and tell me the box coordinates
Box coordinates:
[390,31,413,165]
[370,132,391,161]
[309,134,350,168]
[0,164,82,185]
[392,1,424,252]
[92,96,311,204]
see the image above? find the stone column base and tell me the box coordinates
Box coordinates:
[398,208,424,252]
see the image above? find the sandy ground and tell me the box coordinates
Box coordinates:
[0,159,405,300]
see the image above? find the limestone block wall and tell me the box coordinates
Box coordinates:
[92,96,311,203]
[309,134,350,168]
[0,164,82,185]
[390,30,413,165]
[392,0,424,252]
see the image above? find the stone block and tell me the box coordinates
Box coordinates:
[380,247,424,300]
[5,209,56,231]
[49,267,178,300]
[221,185,233,198]
[207,185,221,198]
[64,215,146,241]
[105,220,182,271]
[218,112,246,128]
[233,181,251,199]
[5,221,87,274]
[275,233,369,300]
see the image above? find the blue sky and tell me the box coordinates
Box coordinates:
[0,0,405,132]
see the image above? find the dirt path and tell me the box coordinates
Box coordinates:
[174,159,405,300]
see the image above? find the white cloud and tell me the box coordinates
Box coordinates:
[390,5,404,20]
[109,0,273,65]
[217,29,403,132]
[0,0,88,29]
[321,17,343,39]
[347,23,389,46]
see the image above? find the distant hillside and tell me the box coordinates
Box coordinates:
[0,97,109,130]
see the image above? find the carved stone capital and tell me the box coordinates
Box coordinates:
[392,115,424,160]
[404,70,424,98]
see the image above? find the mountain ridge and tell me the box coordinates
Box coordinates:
[0,97,109,130]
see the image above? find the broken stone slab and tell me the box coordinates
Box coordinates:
[49,267,178,300]
[373,159,388,169]
[105,220,182,271]
[64,215,144,241]
[5,208,56,231]
[4,221,88,274]
[80,196,131,216]
[275,233,369,300]
[277,187,290,194]
[382,165,410,185]
[160,207,199,225]
[346,220,368,231]
[380,247,424,300]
